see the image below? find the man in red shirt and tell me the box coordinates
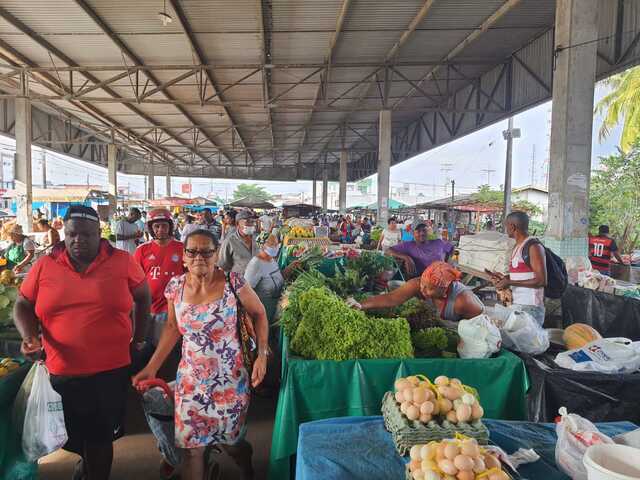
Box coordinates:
[134,208,184,347]
[14,205,151,480]
[589,225,625,275]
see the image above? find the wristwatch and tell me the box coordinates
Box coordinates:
[258,348,271,357]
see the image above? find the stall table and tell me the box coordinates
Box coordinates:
[295,416,637,480]
[269,338,529,480]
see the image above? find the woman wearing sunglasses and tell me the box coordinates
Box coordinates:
[132,229,269,480]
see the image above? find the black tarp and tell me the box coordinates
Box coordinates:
[520,345,640,424]
[561,284,640,340]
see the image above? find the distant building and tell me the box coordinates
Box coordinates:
[512,185,548,222]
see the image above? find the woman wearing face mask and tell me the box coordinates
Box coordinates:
[244,234,284,391]
[133,229,269,480]
[218,210,259,275]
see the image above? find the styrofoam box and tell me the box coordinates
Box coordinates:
[458,232,516,275]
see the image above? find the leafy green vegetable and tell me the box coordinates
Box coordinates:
[278,270,327,338]
[289,287,414,361]
[325,266,366,298]
[396,298,441,331]
[411,327,459,357]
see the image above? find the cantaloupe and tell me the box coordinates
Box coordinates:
[563,323,602,350]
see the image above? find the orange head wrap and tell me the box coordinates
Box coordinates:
[420,261,462,290]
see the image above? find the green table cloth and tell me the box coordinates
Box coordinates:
[268,342,530,480]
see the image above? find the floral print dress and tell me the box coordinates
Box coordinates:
[164,272,250,449]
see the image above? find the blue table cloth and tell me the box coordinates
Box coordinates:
[295,416,637,480]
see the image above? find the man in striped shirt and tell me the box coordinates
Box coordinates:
[589,225,625,275]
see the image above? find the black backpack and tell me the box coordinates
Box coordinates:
[522,238,568,299]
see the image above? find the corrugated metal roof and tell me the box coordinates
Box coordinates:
[0,0,101,34]
[85,0,184,35]
[272,31,332,63]
[343,0,425,31]
[272,0,345,32]
[418,0,505,30]
[179,0,259,33]
[195,33,262,64]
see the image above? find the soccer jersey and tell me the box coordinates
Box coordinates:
[134,240,184,314]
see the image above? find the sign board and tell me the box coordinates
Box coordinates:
[181,183,192,194]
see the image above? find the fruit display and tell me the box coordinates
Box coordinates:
[562,323,602,350]
[0,282,19,327]
[0,357,21,378]
[393,375,484,425]
[288,226,314,238]
[407,437,509,480]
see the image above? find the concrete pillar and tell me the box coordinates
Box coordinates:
[312,178,317,207]
[147,162,155,201]
[322,169,328,212]
[339,150,348,214]
[107,144,118,216]
[165,174,171,197]
[545,0,599,257]
[14,96,32,231]
[377,110,392,225]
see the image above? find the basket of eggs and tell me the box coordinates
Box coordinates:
[382,374,489,455]
[406,436,510,480]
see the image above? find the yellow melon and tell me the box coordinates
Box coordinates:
[563,323,602,350]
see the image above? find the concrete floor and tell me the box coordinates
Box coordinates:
[37,354,278,480]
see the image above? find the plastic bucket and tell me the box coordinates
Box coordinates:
[583,444,640,479]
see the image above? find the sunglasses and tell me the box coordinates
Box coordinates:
[184,248,217,259]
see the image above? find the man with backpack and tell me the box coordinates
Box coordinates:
[490,211,548,325]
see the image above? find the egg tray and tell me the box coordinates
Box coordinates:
[381,391,490,456]
[404,465,514,480]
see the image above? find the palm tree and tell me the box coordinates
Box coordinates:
[595,66,640,152]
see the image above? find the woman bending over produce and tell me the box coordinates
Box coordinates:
[356,262,484,322]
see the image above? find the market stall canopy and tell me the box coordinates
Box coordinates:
[5,188,110,203]
[0,2,633,182]
[230,197,276,209]
[282,203,322,218]
[411,194,503,213]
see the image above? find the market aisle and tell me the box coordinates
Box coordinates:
[37,389,278,479]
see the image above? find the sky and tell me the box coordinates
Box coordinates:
[0,81,623,200]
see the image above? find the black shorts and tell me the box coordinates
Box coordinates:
[50,365,130,454]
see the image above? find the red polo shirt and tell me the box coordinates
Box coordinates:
[20,240,146,376]
[133,240,184,314]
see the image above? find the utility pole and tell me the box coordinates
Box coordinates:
[502,117,521,222]
[441,162,453,195]
[481,164,496,186]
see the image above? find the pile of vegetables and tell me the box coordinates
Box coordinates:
[278,270,327,339]
[0,273,20,327]
[411,328,459,358]
[289,287,413,361]
[325,266,366,298]
[395,298,441,331]
[408,437,508,480]
[393,375,484,425]
[370,226,383,244]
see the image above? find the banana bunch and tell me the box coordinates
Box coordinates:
[289,226,314,238]
[0,358,20,378]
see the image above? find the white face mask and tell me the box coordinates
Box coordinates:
[242,225,256,236]
[265,245,280,258]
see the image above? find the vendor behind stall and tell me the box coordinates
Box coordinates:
[387,223,454,277]
[4,224,35,273]
[356,262,484,322]
[589,225,626,275]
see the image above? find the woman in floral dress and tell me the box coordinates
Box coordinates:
[133,229,269,480]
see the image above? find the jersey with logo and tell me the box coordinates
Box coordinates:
[588,235,617,273]
[134,240,184,314]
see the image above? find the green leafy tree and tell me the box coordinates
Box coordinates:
[472,185,542,217]
[232,184,273,202]
[590,141,640,253]
[595,66,640,153]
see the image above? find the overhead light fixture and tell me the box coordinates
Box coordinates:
[158,0,173,26]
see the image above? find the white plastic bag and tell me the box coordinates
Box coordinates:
[554,338,640,373]
[457,314,502,359]
[22,362,67,461]
[500,308,550,355]
[555,407,614,480]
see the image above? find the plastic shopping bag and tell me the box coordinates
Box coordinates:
[21,362,67,461]
[554,338,640,373]
[500,308,550,355]
[457,314,502,359]
[11,362,38,440]
[555,407,613,480]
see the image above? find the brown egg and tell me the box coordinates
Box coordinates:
[409,459,421,472]
[472,457,486,473]
[447,386,463,400]
[453,454,474,471]
[413,387,428,404]
[456,404,472,423]
[436,443,447,460]
[419,413,432,423]
[484,454,501,470]
[412,470,425,480]
[450,378,462,386]
[395,378,411,391]
[488,471,509,480]
[460,439,479,458]
[435,375,450,386]
[406,405,420,421]
[400,401,411,414]
[407,375,420,386]
[438,398,453,414]
[456,471,475,480]
[444,443,460,460]
[446,410,459,423]
[421,444,438,461]
[395,391,404,403]
[472,403,484,420]
[437,459,458,476]
[419,380,431,389]
[421,459,438,471]
[424,388,435,401]
[420,401,435,415]
[410,445,422,461]
[403,388,415,402]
